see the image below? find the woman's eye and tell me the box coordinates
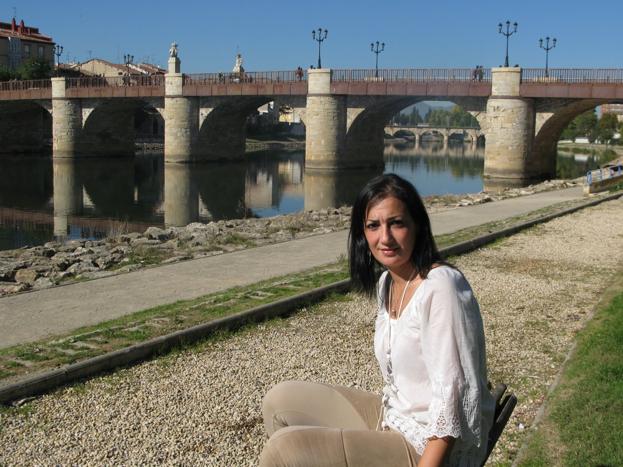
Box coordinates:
[365,223,378,230]
[391,220,404,227]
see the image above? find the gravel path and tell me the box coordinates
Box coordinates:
[1,196,622,466]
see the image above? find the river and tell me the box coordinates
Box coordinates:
[0,142,601,251]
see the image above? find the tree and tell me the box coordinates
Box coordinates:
[560,118,578,141]
[408,107,422,125]
[574,110,598,142]
[423,106,479,128]
[16,59,52,80]
[0,65,17,81]
[597,113,619,144]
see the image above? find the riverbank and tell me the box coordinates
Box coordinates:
[1,195,621,465]
[135,137,306,154]
[558,141,623,157]
[0,178,583,298]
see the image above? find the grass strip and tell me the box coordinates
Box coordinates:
[0,262,348,385]
[517,276,623,466]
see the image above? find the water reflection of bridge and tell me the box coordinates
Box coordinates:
[0,152,382,249]
[384,142,484,157]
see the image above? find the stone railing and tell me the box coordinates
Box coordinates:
[332,68,491,82]
[521,68,623,83]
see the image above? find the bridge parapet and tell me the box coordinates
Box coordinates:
[521,68,623,83]
[184,71,304,84]
[3,68,623,100]
[332,68,492,82]
[0,79,51,100]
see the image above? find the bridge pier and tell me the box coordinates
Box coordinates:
[164,164,198,226]
[484,68,536,187]
[53,158,83,238]
[305,69,347,170]
[164,62,198,163]
[52,78,82,158]
[304,167,382,211]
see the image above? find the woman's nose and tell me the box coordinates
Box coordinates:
[380,224,392,243]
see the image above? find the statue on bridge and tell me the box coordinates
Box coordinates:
[169,42,178,58]
[168,42,180,74]
[232,53,244,74]
[232,52,246,83]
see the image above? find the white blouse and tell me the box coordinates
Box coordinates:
[374,266,495,466]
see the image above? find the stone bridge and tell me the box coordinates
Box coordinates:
[1,55,622,186]
[384,125,484,149]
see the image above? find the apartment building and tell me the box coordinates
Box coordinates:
[0,18,54,70]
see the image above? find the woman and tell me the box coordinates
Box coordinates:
[260,174,494,466]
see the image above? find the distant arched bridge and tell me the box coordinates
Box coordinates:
[384,125,484,148]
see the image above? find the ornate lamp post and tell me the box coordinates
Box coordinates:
[539,37,557,78]
[54,44,63,76]
[371,41,385,78]
[123,53,134,85]
[498,20,518,67]
[311,28,328,69]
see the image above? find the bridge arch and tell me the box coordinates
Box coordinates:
[345,96,421,167]
[196,97,271,160]
[81,98,164,157]
[420,129,445,140]
[392,129,416,140]
[345,97,487,167]
[532,98,622,178]
[0,100,52,154]
[448,130,467,143]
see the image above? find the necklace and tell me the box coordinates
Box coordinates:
[378,268,417,431]
[388,268,417,320]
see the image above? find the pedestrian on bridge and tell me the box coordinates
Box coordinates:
[259,174,495,466]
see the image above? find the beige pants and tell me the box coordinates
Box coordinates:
[260,381,420,467]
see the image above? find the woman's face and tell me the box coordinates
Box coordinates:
[364,196,416,277]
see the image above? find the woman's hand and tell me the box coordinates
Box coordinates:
[418,436,454,467]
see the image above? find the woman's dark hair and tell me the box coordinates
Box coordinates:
[348,173,441,297]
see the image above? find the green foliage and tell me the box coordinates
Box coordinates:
[424,107,479,128]
[560,110,599,142]
[0,59,52,81]
[518,285,623,466]
[392,106,479,128]
[598,112,619,144]
[15,59,52,80]
[409,106,423,125]
[576,110,598,142]
[0,65,17,81]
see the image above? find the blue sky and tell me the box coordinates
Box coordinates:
[8,0,623,73]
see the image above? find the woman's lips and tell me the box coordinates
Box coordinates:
[380,247,398,256]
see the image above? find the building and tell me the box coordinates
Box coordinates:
[601,104,623,123]
[69,58,165,77]
[0,18,54,70]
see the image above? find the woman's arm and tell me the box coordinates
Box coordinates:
[418,436,455,467]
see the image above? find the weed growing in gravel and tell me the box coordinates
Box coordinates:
[126,246,172,266]
[218,233,254,247]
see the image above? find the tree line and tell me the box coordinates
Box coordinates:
[560,110,622,144]
[390,106,480,128]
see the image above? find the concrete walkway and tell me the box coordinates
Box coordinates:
[0,186,585,349]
